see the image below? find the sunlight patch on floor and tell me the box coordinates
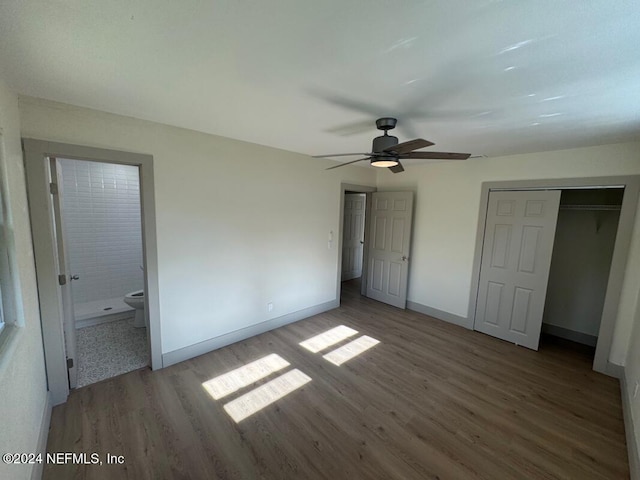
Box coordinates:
[202,353,290,400]
[299,325,358,353]
[323,335,380,366]
[223,369,312,422]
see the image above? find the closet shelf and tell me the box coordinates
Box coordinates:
[560,204,621,211]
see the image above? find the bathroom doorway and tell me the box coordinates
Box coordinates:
[55,157,149,387]
[24,139,161,405]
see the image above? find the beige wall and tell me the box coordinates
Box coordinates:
[0,83,49,479]
[376,143,640,365]
[18,97,377,355]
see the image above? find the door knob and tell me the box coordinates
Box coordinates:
[70,275,80,280]
[402,256,408,261]
[360,240,364,244]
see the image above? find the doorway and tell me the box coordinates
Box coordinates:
[469,176,640,375]
[56,157,149,387]
[340,192,367,299]
[337,184,415,309]
[338,185,375,302]
[342,193,366,282]
[23,139,161,405]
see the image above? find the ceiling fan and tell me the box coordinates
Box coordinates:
[314,118,471,173]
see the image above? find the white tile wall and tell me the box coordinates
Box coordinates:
[59,159,144,305]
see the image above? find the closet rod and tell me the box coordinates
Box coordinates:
[559,204,621,211]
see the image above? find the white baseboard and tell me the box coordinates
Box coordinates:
[30,391,52,480]
[607,361,625,379]
[622,370,640,480]
[76,311,134,329]
[162,299,339,367]
[341,272,360,282]
[406,301,471,329]
[541,323,598,347]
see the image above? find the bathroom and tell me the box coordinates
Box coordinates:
[58,158,149,387]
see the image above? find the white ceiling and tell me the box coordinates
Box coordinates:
[1,1,639,163]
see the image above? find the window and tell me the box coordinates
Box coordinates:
[0,197,10,340]
[0,134,15,342]
[0,216,14,342]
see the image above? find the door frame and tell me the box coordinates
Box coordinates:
[468,175,640,376]
[23,139,162,405]
[48,157,79,388]
[336,183,377,302]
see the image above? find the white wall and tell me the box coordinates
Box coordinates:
[0,82,49,479]
[59,158,144,304]
[376,142,640,365]
[5,91,639,474]
[543,208,620,337]
[7,92,640,474]
[624,281,640,477]
[18,96,377,356]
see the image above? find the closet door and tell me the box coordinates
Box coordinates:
[474,190,560,350]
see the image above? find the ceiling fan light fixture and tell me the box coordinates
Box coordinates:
[318,117,470,174]
[370,157,399,168]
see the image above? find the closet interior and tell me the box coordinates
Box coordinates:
[541,188,624,356]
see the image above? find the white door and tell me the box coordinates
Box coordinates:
[474,190,561,350]
[366,191,414,309]
[342,194,366,281]
[49,158,78,388]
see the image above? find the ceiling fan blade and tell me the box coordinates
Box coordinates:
[397,120,420,140]
[325,157,371,170]
[406,108,497,121]
[388,161,404,174]
[400,151,471,160]
[310,89,389,117]
[313,152,372,158]
[384,138,434,154]
[325,119,375,136]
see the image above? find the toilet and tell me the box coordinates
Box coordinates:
[124,290,146,328]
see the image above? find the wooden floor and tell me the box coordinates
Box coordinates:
[45,280,629,479]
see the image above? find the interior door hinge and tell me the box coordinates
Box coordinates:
[50,182,58,195]
[67,358,74,369]
[58,274,67,286]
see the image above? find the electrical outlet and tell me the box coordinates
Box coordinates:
[634,381,639,399]
[267,302,273,312]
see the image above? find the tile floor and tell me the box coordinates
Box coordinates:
[76,317,149,388]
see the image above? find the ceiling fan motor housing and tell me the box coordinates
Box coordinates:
[372,134,399,155]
